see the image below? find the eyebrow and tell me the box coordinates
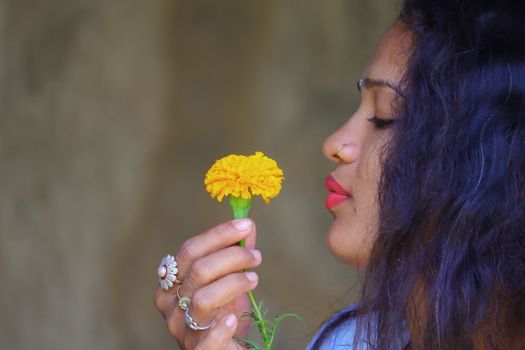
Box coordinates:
[357,78,404,96]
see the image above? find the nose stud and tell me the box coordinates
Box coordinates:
[334,144,345,158]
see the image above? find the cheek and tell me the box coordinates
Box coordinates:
[359,135,388,184]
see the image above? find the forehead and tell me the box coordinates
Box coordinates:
[362,21,413,87]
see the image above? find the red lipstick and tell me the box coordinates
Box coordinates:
[325,175,351,210]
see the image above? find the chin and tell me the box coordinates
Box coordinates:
[326,221,368,270]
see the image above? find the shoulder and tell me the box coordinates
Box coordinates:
[306,305,369,350]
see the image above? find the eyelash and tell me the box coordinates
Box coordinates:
[367,116,396,129]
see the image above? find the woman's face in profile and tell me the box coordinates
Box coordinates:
[323,22,411,269]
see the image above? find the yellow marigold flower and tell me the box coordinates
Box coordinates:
[204,152,284,204]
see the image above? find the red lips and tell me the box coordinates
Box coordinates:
[325,175,351,210]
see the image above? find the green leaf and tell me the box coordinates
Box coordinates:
[275,312,304,322]
[268,313,304,348]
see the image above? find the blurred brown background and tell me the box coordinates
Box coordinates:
[0,1,397,349]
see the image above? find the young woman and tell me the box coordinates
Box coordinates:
[155,0,525,348]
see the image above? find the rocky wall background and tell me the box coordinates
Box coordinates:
[0,1,397,349]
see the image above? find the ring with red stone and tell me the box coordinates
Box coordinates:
[158,254,182,291]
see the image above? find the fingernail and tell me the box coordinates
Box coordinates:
[250,249,261,261]
[232,219,252,231]
[245,271,258,282]
[225,314,237,328]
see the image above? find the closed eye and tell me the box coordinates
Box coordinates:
[367,116,396,129]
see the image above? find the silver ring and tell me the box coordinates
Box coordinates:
[158,254,182,291]
[184,308,214,331]
[176,285,191,311]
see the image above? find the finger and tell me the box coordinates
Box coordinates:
[194,314,245,350]
[155,224,257,322]
[154,286,174,316]
[162,271,257,342]
[181,245,261,294]
[163,304,186,340]
[190,271,258,323]
[157,245,260,315]
[175,219,256,280]
[154,283,191,318]
[243,222,257,249]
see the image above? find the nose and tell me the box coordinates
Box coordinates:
[322,119,361,164]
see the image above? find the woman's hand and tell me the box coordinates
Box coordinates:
[154,219,261,349]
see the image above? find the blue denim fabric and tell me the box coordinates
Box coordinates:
[305,305,369,350]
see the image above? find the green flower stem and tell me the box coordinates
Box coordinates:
[246,290,270,348]
[228,196,271,349]
[230,196,252,220]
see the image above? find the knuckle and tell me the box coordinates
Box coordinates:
[191,289,213,314]
[214,222,234,239]
[227,246,252,263]
[190,260,212,283]
[177,240,198,263]
[225,246,244,259]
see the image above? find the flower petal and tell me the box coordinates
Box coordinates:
[204,152,284,203]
